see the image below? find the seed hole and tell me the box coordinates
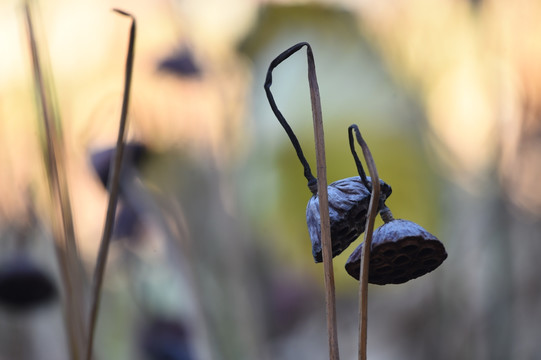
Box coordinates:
[383,249,396,257]
[402,244,419,253]
[419,247,434,257]
[393,255,410,265]
[375,265,392,274]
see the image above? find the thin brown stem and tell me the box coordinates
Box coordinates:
[23,2,86,358]
[85,9,135,360]
[265,42,339,360]
[352,128,381,360]
[306,46,340,360]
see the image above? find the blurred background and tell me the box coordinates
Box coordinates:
[0,0,540,359]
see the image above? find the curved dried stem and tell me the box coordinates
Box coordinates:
[349,125,380,360]
[264,42,318,194]
[85,9,136,360]
[265,43,339,360]
[348,125,370,190]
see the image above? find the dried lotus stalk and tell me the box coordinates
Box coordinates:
[345,212,447,285]
[264,41,340,360]
[307,177,392,262]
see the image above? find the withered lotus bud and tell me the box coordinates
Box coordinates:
[307,177,392,263]
[0,256,57,312]
[345,210,447,285]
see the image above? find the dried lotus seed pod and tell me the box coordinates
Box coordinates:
[345,216,447,285]
[264,44,394,263]
[307,176,392,263]
[0,255,57,312]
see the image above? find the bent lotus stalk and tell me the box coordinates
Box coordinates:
[264,41,340,360]
[346,124,447,360]
[86,9,136,360]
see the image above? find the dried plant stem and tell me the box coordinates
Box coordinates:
[23,3,86,359]
[305,46,340,360]
[264,42,339,359]
[85,10,135,360]
[351,128,381,360]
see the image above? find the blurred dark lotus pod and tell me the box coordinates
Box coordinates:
[158,48,201,78]
[90,142,147,189]
[0,256,57,312]
[345,219,447,285]
[141,317,193,360]
[306,177,392,263]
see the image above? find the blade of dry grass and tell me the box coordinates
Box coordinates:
[23,2,86,358]
[85,9,136,360]
[349,126,380,360]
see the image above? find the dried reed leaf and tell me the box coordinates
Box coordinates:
[23,2,86,358]
[85,9,136,360]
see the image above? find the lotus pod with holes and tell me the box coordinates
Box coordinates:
[306,176,392,263]
[345,219,447,285]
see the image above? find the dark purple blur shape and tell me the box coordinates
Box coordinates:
[141,317,194,360]
[0,257,57,312]
[113,202,141,239]
[158,48,201,78]
[90,142,147,189]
